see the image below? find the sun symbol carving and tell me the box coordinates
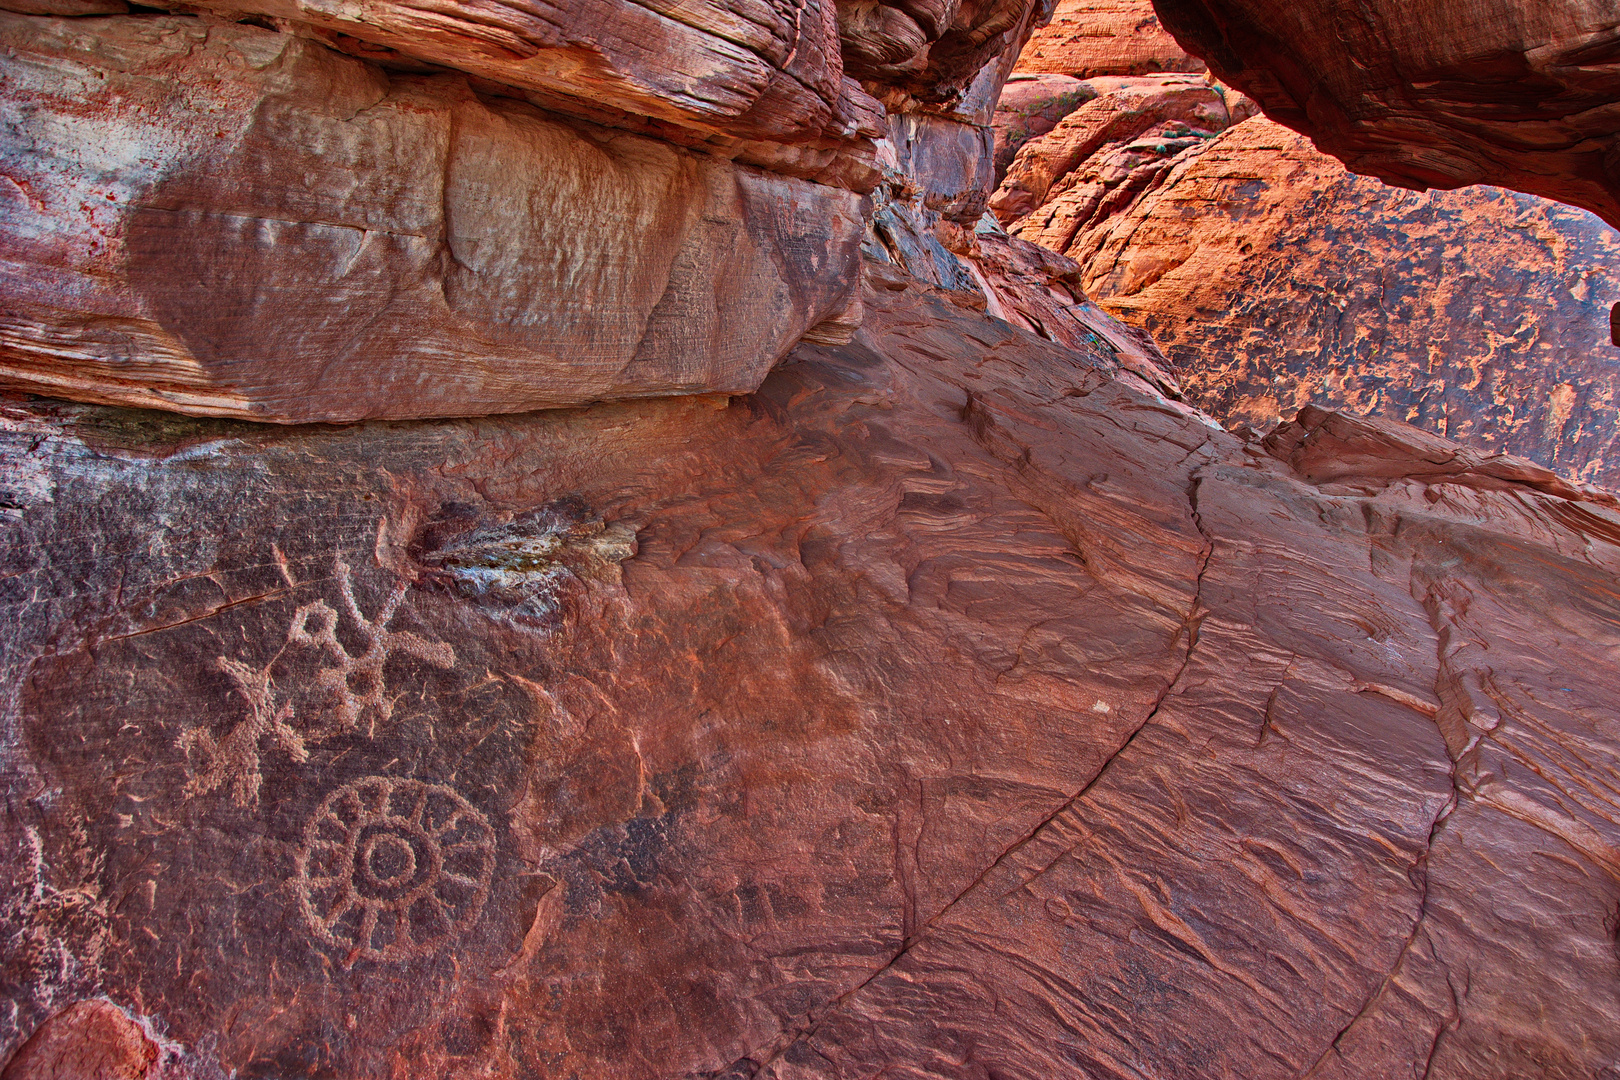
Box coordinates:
[294,777,496,963]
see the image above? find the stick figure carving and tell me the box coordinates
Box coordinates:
[290,560,456,737]
[179,558,457,806]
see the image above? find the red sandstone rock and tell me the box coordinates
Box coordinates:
[0,14,866,423]
[989,73,1090,182]
[1061,118,1620,489]
[1018,0,1204,78]
[1153,0,1620,228]
[5,276,1620,1078]
[143,0,887,189]
[1,1002,158,1080]
[991,73,1253,225]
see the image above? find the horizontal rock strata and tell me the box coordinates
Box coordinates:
[0,14,867,423]
[5,275,1620,1078]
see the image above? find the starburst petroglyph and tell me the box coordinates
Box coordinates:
[294,776,496,963]
[179,559,456,806]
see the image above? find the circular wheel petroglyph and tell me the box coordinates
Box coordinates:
[295,777,496,962]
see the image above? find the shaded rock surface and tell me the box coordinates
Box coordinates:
[0,14,866,423]
[6,276,1620,1078]
[1019,0,1203,78]
[1014,115,1620,489]
[1153,0,1620,228]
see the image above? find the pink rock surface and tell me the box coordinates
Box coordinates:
[1019,0,1204,78]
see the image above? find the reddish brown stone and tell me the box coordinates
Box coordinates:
[1057,118,1620,489]
[991,74,1253,226]
[0,14,866,423]
[1018,0,1205,78]
[5,275,1620,1078]
[1152,0,1620,228]
[2,1002,157,1080]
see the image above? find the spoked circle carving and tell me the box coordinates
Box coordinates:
[295,777,496,962]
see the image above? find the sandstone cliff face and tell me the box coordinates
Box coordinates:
[1019,0,1203,79]
[1152,0,1620,228]
[0,15,868,423]
[7,276,1620,1079]
[1001,112,1620,489]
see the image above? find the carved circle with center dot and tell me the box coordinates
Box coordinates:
[294,776,496,962]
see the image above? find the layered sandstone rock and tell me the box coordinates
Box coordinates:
[1055,118,1620,489]
[1153,0,1620,228]
[0,14,866,423]
[989,73,1090,182]
[6,274,1620,1079]
[104,0,888,188]
[1019,0,1203,78]
[991,73,1253,225]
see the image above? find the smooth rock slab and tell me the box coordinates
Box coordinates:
[0,14,866,423]
[5,280,1620,1078]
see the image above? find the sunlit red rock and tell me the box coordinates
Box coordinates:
[991,73,1253,226]
[1018,0,1204,78]
[1065,118,1620,488]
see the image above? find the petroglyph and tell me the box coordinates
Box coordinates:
[290,560,456,737]
[178,655,307,807]
[178,558,456,806]
[295,777,496,964]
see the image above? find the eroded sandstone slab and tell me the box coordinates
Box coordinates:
[1152,0,1620,228]
[1042,117,1620,489]
[5,276,1620,1079]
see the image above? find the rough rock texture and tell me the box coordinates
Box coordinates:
[1054,118,1620,489]
[0,14,866,423]
[1019,0,1203,78]
[130,0,888,189]
[1153,0,1620,228]
[991,73,1253,226]
[7,275,1620,1078]
[0,1001,163,1080]
[989,73,1090,182]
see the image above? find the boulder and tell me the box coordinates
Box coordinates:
[1153,0,1620,228]
[0,14,866,423]
[1069,118,1620,490]
[6,274,1620,1079]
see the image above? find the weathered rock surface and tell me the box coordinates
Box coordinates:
[991,73,1253,226]
[1056,118,1620,489]
[7,275,1620,1078]
[123,0,888,189]
[0,14,866,423]
[989,72,1090,182]
[1019,0,1203,78]
[1153,0,1620,228]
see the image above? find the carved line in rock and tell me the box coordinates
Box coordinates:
[295,776,497,964]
